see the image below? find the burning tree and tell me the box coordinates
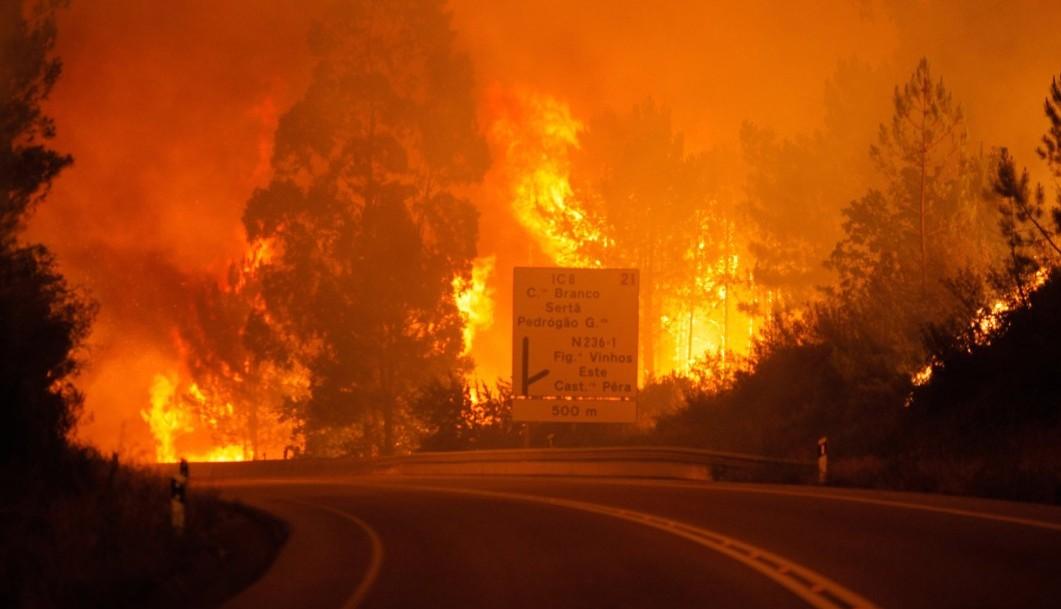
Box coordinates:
[870,58,967,291]
[497,94,762,380]
[827,59,1000,372]
[574,101,688,378]
[572,101,746,377]
[242,0,488,456]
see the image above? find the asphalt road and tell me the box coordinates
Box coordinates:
[215,475,1061,609]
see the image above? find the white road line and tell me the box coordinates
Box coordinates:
[374,481,881,609]
[707,485,1061,533]
[291,500,384,609]
[213,474,1061,532]
[550,478,1061,533]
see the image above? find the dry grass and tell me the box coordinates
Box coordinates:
[1,448,284,609]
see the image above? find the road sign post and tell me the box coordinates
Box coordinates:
[512,267,639,423]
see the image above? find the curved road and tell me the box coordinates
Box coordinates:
[216,475,1061,609]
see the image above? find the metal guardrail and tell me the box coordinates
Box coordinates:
[163,446,816,484]
[373,446,816,483]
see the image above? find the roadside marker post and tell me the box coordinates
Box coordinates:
[171,458,188,532]
[817,437,828,484]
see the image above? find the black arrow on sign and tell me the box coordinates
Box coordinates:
[521,337,550,396]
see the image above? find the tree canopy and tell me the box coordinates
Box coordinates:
[242,0,488,455]
[0,0,93,467]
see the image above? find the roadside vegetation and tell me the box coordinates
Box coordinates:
[416,64,1061,505]
[0,3,284,607]
[96,2,1055,509]
[2,448,286,609]
[641,68,1061,503]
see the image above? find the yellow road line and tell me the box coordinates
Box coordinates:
[290,499,385,609]
[375,481,880,609]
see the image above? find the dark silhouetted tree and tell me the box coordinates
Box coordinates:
[1,0,71,243]
[0,0,94,467]
[990,72,1061,298]
[412,377,515,450]
[243,0,488,455]
[992,149,1058,300]
[1038,75,1061,180]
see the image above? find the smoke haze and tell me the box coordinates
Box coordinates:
[27,0,1061,456]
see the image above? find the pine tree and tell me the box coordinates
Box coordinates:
[828,59,998,373]
[869,58,966,292]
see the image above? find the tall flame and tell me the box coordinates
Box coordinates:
[140,372,249,463]
[453,256,496,356]
[138,235,303,463]
[141,374,186,463]
[490,92,607,267]
[485,90,761,382]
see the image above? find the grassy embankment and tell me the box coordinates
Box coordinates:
[2,448,286,609]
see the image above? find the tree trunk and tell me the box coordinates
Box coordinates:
[380,345,394,456]
[642,279,656,380]
[722,279,729,372]
[919,150,927,292]
[686,306,694,370]
[919,79,929,293]
[248,399,259,460]
[641,259,656,382]
[382,398,394,456]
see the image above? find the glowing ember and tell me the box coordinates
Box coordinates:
[912,364,933,387]
[972,268,1048,346]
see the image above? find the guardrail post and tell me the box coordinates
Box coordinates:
[171,458,188,532]
[817,437,828,484]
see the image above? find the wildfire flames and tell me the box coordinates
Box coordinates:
[453,256,496,356]
[89,88,764,462]
[141,374,246,463]
[490,91,609,268]
[43,3,1054,463]
[132,231,307,463]
[485,91,759,379]
[907,267,1050,400]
